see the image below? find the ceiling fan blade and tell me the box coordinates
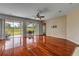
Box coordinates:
[36,12,40,17]
[32,15,37,18]
[40,16,45,18]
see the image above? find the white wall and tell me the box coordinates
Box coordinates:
[67,8,79,44]
[45,16,66,39]
[45,7,79,45]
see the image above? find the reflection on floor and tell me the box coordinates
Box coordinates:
[5,36,21,50]
[73,47,79,56]
[0,36,78,56]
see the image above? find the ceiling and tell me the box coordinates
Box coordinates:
[0,3,79,20]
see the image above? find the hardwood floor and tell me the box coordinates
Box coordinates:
[0,36,78,56]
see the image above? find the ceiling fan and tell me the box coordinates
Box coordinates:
[33,8,49,20]
[35,12,45,20]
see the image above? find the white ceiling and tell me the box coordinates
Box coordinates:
[0,3,79,20]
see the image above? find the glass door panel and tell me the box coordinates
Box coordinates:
[34,22,39,36]
[13,21,23,48]
[26,22,34,45]
[5,19,14,50]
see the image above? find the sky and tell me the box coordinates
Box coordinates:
[6,22,20,27]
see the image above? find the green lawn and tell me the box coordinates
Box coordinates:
[5,27,34,36]
[5,28,21,36]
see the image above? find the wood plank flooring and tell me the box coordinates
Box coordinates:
[0,36,78,56]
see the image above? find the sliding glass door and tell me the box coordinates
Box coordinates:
[5,19,23,50]
[4,18,40,50]
[25,21,39,48]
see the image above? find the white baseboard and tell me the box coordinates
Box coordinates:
[67,39,79,45]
